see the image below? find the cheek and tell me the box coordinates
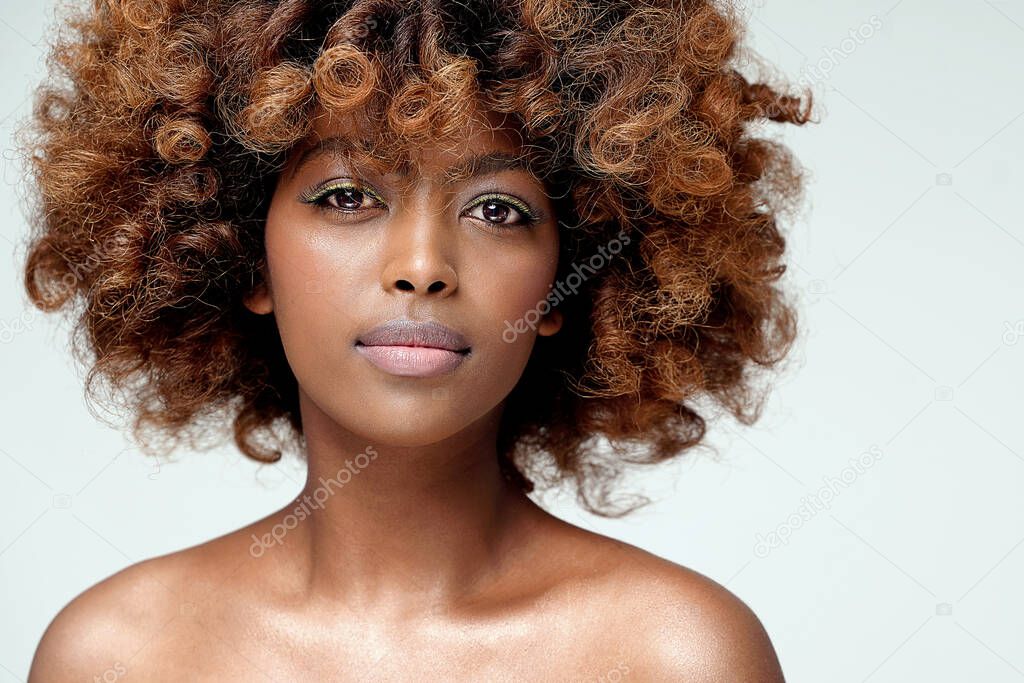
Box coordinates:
[266,197,339,277]
[262,208,370,365]
[471,241,559,360]
[497,263,556,326]
[496,238,559,318]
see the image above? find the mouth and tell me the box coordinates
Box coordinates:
[355,318,471,353]
[354,343,469,378]
[354,341,470,353]
[355,319,471,377]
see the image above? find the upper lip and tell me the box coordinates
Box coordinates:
[356,319,471,353]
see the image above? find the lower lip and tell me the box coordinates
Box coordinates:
[355,344,468,378]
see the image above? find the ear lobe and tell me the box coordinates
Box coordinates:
[537,308,563,337]
[243,281,273,315]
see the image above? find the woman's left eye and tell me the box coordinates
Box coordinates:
[464,194,539,227]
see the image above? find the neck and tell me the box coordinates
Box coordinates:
[280,388,541,616]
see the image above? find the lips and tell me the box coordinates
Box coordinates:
[355,319,470,353]
[354,319,470,378]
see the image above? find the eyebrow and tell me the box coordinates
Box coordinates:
[288,135,538,185]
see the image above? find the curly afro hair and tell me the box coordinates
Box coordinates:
[17,0,814,517]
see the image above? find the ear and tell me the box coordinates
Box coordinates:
[243,276,273,315]
[537,308,563,337]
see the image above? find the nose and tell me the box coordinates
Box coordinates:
[380,210,459,297]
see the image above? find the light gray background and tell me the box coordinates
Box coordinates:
[2,1,1022,681]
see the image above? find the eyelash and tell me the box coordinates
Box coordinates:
[298,180,543,228]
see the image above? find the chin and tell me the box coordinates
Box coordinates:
[329,396,490,444]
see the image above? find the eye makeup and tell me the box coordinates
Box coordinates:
[464,191,543,225]
[297,177,547,229]
[298,179,387,208]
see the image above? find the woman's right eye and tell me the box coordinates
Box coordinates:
[301,182,387,214]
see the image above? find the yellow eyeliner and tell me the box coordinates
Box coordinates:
[300,180,386,206]
[465,193,538,221]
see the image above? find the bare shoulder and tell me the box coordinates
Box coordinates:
[28,556,178,681]
[27,528,249,682]
[619,551,785,682]
[554,524,786,682]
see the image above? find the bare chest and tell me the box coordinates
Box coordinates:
[122,605,635,682]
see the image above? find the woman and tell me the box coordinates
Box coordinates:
[21,0,813,679]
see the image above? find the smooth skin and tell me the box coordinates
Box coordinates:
[28,104,786,682]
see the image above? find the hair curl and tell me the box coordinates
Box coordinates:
[17,0,814,517]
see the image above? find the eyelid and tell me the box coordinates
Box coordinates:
[298,179,544,225]
[299,179,387,206]
[463,192,541,223]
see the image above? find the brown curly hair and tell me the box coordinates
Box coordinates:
[17,0,814,517]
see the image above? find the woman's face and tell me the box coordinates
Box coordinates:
[245,106,562,446]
